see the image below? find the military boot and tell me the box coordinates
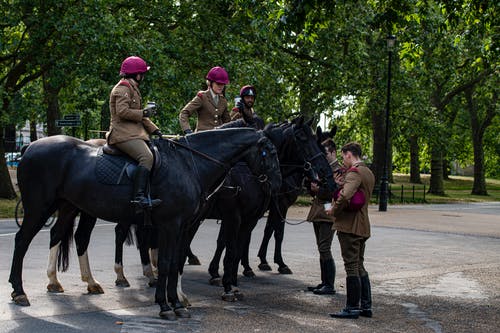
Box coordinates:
[329,276,361,319]
[359,274,372,317]
[313,258,336,295]
[131,166,162,211]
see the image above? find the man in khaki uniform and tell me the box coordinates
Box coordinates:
[305,138,341,295]
[106,56,163,211]
[179,66,231,133]
[327,142,375,319]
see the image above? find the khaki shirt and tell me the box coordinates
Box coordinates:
[332,161,375,237]
[179,90,230,132]
[106,79,159,145]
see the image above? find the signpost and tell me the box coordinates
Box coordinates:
[56,114,81,136]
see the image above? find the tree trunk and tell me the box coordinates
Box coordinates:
[471,134,487,195]
[442,158,450,180]
[429,145,445,195]
[29,118,38,142]
[0,129,17,199]
[409,135,421,184]
[43,74,62,136]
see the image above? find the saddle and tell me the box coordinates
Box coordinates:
[95,143,162,185]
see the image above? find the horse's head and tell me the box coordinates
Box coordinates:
[284,117,337,192]
[242,134,282,193]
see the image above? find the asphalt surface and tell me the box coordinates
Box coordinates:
[0,202,499,333]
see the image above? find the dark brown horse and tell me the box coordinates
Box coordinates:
[9,128,281,320]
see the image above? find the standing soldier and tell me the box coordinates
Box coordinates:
[327,142,375,319]
[179,66,231,133]
[106,56,163,212]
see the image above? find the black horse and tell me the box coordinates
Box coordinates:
[257,126,337,274]
[178,118,337,302]
[9,128,281,320]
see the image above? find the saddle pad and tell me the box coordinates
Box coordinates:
[95,147,136,185]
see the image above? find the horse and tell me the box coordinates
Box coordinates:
[257,126,337,274]
[179,117,337,302]
[9,128,282,320]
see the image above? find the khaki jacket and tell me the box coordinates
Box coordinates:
[332,162,375,238]
[306,160,342,223]
[230,106,255,121]
[179,90,230,132]
[106,79,159,145]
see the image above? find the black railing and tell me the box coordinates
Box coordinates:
[374,184,427,204]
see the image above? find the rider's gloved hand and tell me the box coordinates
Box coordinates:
[184,129,193,135]
[152,129,163,139]
[143,102,157,117]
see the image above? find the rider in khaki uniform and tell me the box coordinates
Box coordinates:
[327,142,375,319]
[106,56,163,211]
[179,66,231,133]
[230,85,257,121]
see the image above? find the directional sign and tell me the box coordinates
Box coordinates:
[64,114,81,121]
[56,119,82,127]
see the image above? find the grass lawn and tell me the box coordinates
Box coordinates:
[294,173,500,206]
[2,174,499,219]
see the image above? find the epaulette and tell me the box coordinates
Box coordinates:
[347,166,359,173]
[118,80,131,88]
[197,91,204,98]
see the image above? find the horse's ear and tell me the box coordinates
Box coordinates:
[293,115,304,126]
[330,125,337,137]
[305,118,313,127]
[316,126,323,138]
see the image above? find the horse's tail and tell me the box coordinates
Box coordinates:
[57,217,76,272]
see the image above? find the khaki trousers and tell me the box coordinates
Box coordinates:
[313,221,335,261]
[115,139,153,170]
[337,231,368,277]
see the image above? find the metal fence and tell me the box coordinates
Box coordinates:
[374,184,427,203]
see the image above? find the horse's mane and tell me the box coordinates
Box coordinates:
[218,116,265,130]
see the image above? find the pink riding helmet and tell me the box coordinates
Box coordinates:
[206,66,230,84]
[120,56,150,75]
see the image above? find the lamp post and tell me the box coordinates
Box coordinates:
[378,35,396,212]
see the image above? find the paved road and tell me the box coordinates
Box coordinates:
[0,203,499,332]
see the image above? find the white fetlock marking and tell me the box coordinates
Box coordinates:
[177,273,189,305]
[47,242,61,285]
[79,251,100,287]
[114,263,125,280]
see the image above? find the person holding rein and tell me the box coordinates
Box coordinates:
[106,56,163,211]
[179,66,231,133]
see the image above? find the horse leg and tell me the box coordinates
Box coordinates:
[74,213,103,294]
[208,224,225,286]
[155,221,184,320]
[114,223,131,287]
[241,218,259,278]
[274,207,292,275]
[10,206,55,306]
[221,213,242,301]
[257,213,275,271]
[47,202,79,293]
[136,224,157,287]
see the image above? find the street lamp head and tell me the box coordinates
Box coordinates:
[386,35,396,50]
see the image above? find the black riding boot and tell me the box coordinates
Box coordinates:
[307,259,325,291]
[329,276,360,319]
[360,274,372,317]
[314,258,336,295]
[131,166,162,211]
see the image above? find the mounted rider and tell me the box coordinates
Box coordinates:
[230,85,264,129]
[179,66,232,133]
[106,56,163,212]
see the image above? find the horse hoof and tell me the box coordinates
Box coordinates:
[47,283,64,293]
[115,279,130,287]
[234,290,245,300]
[209,277,222,286]
[221,291,236,302]
[278,266,293,274]
[188,256,201,265]
[88,284,105,294]
[12,294,30,306]
[243,269,256,278]
[174,307,191,318]
[159,310,177,320]
[258,263,272,271]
